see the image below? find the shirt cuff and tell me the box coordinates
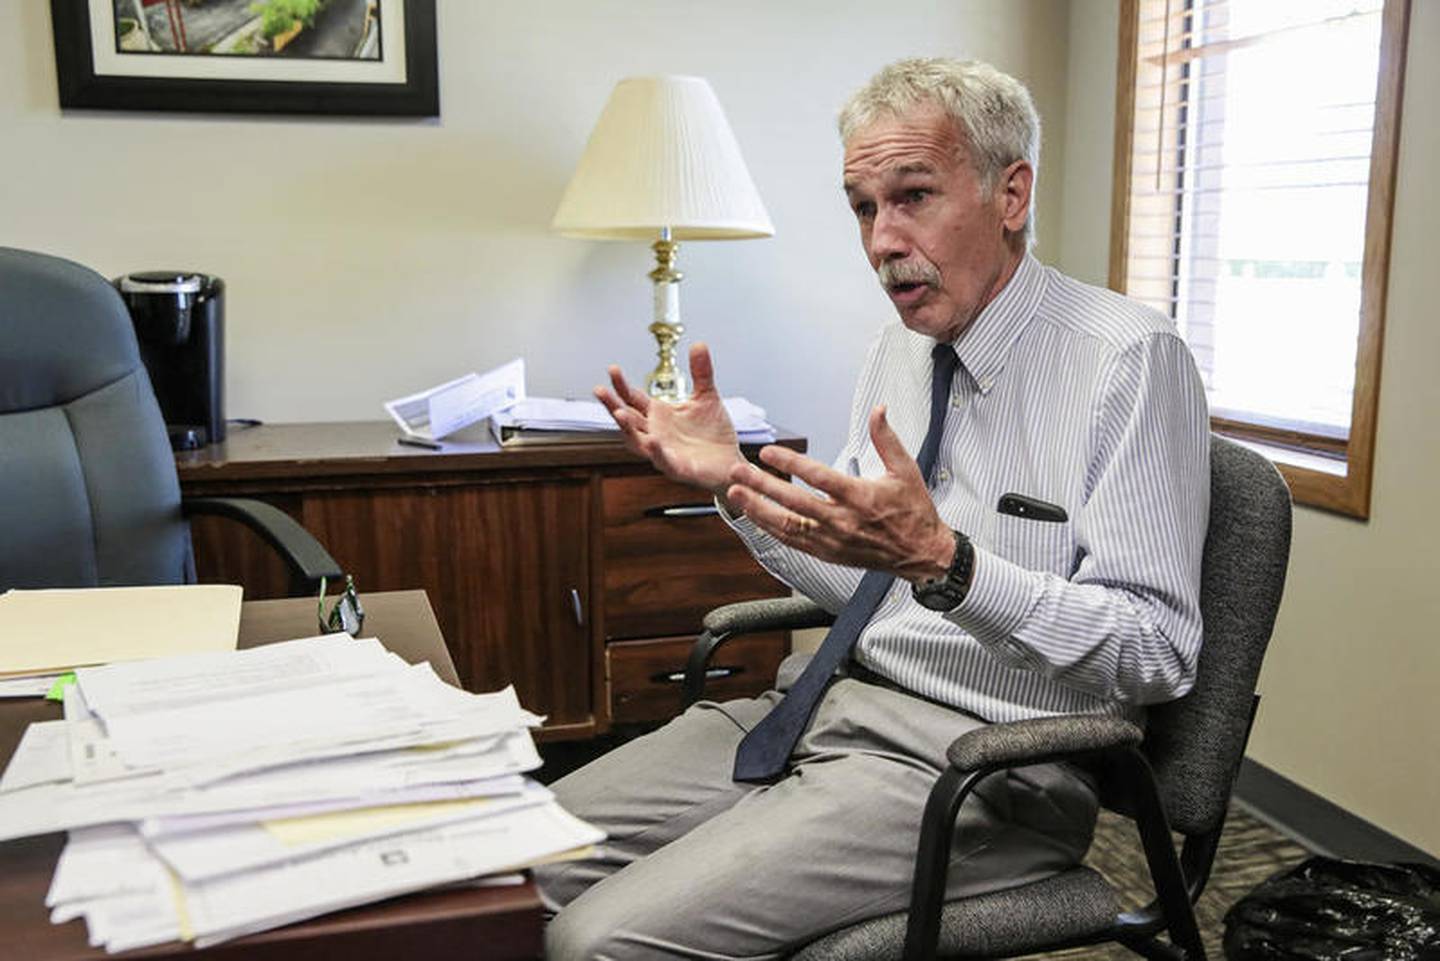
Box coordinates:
[714,494,784,555]
[944,545,1044,670]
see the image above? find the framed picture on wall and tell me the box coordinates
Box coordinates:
[50,0,438,116]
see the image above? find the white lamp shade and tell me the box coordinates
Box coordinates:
[552,76,774,241]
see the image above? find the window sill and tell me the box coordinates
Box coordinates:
[1221,433,1370,520]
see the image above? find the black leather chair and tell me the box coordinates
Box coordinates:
[0,246,341,594]
[686,435,1292,961]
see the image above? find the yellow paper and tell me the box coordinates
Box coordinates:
[0,585,242,677]
[502,844,597,871]
[262,797,494,847]
[164,863,196,943]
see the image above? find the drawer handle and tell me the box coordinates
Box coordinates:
[570,588,584,627]
[651,666,742,685]
[644,504,720,519]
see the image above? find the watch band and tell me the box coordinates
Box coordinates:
[911,529,974,611]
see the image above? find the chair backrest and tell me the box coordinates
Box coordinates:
[0,247,192,590]
[1133,435,1292,836]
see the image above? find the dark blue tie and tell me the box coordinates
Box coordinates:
[733,342,961,782]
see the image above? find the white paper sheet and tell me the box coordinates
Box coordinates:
[186,801,604,946]
[495,395,772,432]
[68,711,157,786]
[0,720,72,793]
[0,672,64,698]
[47,824,159,907]
[384,359,525,441]
[102,662,453,771]
[75,635,392,720]
[0,722,542,842]
[138,773,528,837]
[493,395,776,444]
[149,782,553,882]
[126,680,540,788]
[47,802,602,953]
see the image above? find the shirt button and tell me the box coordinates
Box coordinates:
[978,376,994,392]
[950,394,964,409]
[936,468,951,483]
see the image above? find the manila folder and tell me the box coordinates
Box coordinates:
[0,585,243,677]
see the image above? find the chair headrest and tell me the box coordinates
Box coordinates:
[0,247,141,415]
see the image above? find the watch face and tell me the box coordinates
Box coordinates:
[912,529,972,612]
[914,583,963,611]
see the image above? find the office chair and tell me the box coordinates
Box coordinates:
[0,246,341,595]
[685,435,1292,961]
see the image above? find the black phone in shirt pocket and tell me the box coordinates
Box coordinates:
[992,496,1075,576]
[997,492,1069,523]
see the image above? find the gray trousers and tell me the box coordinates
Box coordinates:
[535,677,1098,960]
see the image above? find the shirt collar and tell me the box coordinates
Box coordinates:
[948,253,1046,395]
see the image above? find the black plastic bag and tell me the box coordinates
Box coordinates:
[1224,856,1440,960]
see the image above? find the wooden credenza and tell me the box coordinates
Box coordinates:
[176,422,805,741]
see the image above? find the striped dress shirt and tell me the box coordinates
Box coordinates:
[725,255,1211,724]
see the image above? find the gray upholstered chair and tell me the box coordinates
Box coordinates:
[685,435,1292,961]
[0,246,341,594]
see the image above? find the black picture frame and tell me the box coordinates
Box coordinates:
[50,0,438,117]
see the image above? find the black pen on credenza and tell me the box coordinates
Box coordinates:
[397,437,443,451]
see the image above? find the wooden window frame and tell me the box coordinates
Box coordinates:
[1108,0,1411,519]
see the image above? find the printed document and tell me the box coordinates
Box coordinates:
[384,358,525,440]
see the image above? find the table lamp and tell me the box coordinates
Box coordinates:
[552,76,773,401]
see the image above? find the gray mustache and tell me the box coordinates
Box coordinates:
[877,260,941,288]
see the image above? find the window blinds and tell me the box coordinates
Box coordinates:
[1118,0,1386,441]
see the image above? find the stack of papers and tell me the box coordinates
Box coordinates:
[491,396,777,446]
[0,634,602,953]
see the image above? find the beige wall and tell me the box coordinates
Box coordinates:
[1,0,1072,467]
[1056,0,1118,288]
[1064,2,1440,855]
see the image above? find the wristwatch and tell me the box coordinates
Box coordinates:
[911,529,975,612]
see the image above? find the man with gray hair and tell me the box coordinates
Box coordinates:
[538,57,1210,959]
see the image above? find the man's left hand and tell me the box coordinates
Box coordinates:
[724,406,956,583]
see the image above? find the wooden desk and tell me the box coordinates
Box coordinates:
[177,421,807,740]
[0,591,543,961]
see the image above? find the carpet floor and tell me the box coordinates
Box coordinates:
[1019,803,1310,960]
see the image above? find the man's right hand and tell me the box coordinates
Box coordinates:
[595,343,746,498]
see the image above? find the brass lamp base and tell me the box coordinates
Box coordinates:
[646,318,686,400]
[645,233,688,402]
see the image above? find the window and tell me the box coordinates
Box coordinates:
[1109,0,1411,518]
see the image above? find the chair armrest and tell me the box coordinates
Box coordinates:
[906,715,1200,961]
[701,597,836,636]
[946,715,1144,772]
[683,598,836,708]
[182,497,343,594]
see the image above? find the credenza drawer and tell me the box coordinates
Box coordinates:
[601,474,785,640]
[607,633,788,724]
